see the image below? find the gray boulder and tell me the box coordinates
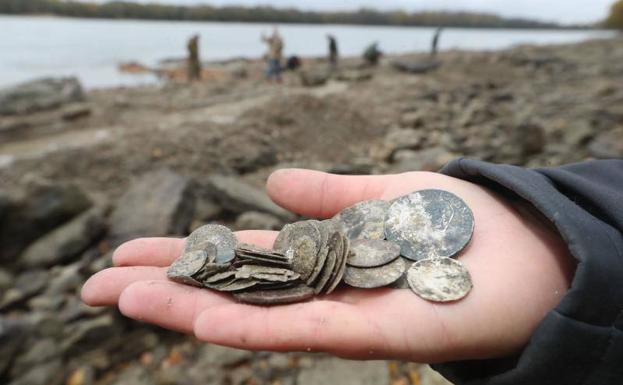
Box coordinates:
[0,317,29,376]
[588,127,623,159]
[0,269,49,309]
[0,77,85,116]
[109,169,195,243]
[206,175,295,221]
[19,206,107,268]
[0,181,92,263]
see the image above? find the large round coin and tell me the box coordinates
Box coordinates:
[343,257,406,289]
[334,200,389,240]
[185,224,237,263]
[406,257,472,302]
[385,190,474,261]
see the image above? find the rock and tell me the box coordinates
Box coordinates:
[59,296,107,323]
[8,358,64,385]
[300,70,329,87]
[206,175,295,221]
[0,180,92,263]
[235,211,283,231]
[297,358,389,385]
[109,169,195,243]
[61,103,92,121]
[0,77,85,116]
[110,366,153,385]
[28,295,66,311]
[62,314,118,355]
[0,269,49,309]
[0,267,13,293]
[196,344,254,367]
[588,127,623,158]
[384,128,423,159]
[388,147,456,173]
[45,262,84,295]
[0,317,29,376]
[19,206,107,268]
[400,111,426,128]
[335,69,373,82]
[515,121,546,156]
[10,338,61,376]
[193,196,223,222]
[328,158,375,175]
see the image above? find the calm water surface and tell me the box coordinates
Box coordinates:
[0,16,615,89]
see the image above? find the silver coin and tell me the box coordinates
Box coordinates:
[385,190,474,261]
[235,265,300,282]
[343,257,407,289]
[216,278,259,292]
[306,243,328,285]
[288,235,319,282]
[186,224,238,263]
[347,239,401,268]
[407,257,473,302]
[273,221,322,252]
[167,249,211,287]
[334,200,390,240]
[234,284,315,305]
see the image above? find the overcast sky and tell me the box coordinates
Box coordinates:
[87,1,614,24]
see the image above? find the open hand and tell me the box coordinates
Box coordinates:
[81,169,574,363]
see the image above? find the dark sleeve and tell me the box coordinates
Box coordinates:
[432,159,623,385]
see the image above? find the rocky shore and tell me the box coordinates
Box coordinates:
[1,36,622,385]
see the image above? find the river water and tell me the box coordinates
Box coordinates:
[0,15,615,89]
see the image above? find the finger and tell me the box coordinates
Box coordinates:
[118,280,232,334]
[194,300,380,357]
[81,266,167,306]
[113,231,278,267]
[113,237,185,267]
[266,169,392,219]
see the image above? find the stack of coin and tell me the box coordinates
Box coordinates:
[167,189,475,305]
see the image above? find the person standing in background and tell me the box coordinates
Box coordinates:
[262,27,283,82]
[327,34,338,71]
[262,27,284,83]
[187,34,201,82]
[431,27,444,59]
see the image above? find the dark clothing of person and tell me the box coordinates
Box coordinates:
[363,43,381,66]
[328,36,338,68]
[434,159,623,385]
[286,56,301,71]
[431,28,443,58]
[187,36,201,81]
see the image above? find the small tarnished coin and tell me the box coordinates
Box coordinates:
[273,221,322,252]
[388,258,415,289]
[167,249,212,287]
[235,265,300,282]
[314,249,337,294]
[309,231,340,288]
[407,257,473,302]
[185,224,238,263]
[385,190,474,261]
[343,257,407,289]
[334,200,390,240]
[234,284,315,305]
[216,278,259,292]
[203,270,237,284]
[288,235,319,282]
[347,239,401,268]
[325,235,350,294]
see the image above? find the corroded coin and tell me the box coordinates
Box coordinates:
[234,284,315,305]
[325,234,349,294]
[385,190,474,261]
[407,257,472,302]
[185,224,238,263]
[314,249,337,294]
[334,200,390,240]
[167,249,212,287]
[288,235,319,282]
[343,256,407,288]
[306,243,328,285]
[216,279,259,292]
[347,239,401,268]
[273,221,322,252]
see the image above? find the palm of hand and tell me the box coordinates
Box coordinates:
[82,169,573,362]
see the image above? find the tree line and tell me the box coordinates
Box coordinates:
[0,0,577,29]
[605,0,623,29]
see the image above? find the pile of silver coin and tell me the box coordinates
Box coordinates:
[167,189,475,305]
